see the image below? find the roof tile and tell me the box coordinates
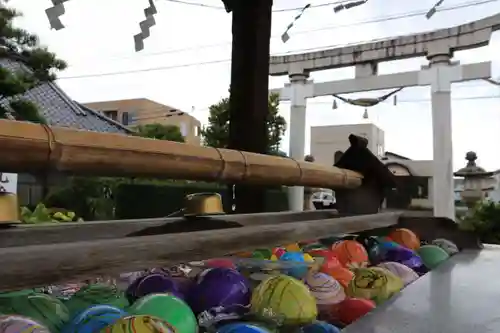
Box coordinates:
[0,58,131,134]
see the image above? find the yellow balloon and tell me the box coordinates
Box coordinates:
[101,315,176,333]
[270,254,278,261]
[303,253,314,262]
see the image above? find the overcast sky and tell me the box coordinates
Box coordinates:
[10,0,500,170]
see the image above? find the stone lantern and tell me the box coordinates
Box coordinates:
[454,152,495,209]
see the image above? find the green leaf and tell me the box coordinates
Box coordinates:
[201,92,286,151]
[9,99,46,124]
[134,123,185,142]
[31,202,52,223]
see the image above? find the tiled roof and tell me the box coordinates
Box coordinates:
[0,57,132,134]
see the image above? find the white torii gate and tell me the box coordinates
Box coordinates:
[269,13,500,218]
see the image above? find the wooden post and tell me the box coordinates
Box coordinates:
[228,0,273,214]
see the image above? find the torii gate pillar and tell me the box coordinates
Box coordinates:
[420,52,458,219]
[287,73,313,211]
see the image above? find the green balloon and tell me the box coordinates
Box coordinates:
[129,293,197,333]
[417,245,450,270]
[253,249,272,259]
[0,293,69,333]
[64,283,129,316]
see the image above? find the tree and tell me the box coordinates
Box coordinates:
[202,92,286,153]
[135,123,185,142]
[0,1,67,123]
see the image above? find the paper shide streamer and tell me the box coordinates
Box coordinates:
[426,0,445,19]
[134,0,158,52]
[45,0,69,30]
[281,4,311,43]
[281,1,369,43]
[45,0,158,52]
[333,0,368,13]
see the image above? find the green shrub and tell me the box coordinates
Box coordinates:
[459,200,500,243]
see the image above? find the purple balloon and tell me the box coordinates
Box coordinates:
[126,273,182,302]
[187,268,251,314]
[383,247,428,275]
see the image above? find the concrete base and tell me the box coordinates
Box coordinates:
[344,245,500,333]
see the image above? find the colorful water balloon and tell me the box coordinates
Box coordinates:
[129,294,197,333]
[376,262,418,286]
[336,298,375,325]
[388,228,420,250]
[431,239,459,256]
[305,272,345,306]
[0,315,50,333]
[62,304,126,333]
[416,245,450,269]
[251,275,317,326]
[187,268,251,314]
[330,241,368,268]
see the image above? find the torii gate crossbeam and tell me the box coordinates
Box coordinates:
[269,12,500,219]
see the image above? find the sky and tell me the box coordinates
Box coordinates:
[9,0,500,171]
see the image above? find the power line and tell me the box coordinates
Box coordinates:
[162,0,355,13]
[84,94,499,127]
[67,0,497,65]
[62,0,497,75]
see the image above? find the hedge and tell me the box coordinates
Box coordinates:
[114,183,289,219]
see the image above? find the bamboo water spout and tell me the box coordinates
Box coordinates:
[0,120,362,188]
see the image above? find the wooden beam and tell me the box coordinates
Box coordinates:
[0,212,400,291]
[0,120,362,188]
[0,210,339,247]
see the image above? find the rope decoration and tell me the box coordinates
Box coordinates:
[332,87,404,119]
[45,0,69,30]
[332,87,404,108]
[134,0,158,52]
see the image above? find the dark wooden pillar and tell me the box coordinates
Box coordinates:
[227,0,273,213]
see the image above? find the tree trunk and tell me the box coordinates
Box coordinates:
[227,0,273,213]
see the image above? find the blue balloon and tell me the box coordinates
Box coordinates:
[301,321,341,333]
[217,322,271,333]
[280,252,308,279]
[62,304,126,333]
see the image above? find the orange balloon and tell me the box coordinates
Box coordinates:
[388,228,420,250]
[330,240,368,268]
[234,251,253,258]
[320,265,354,289]
[285,243,301,252]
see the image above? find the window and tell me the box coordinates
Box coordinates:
[103,110,118,121]
[179,122,188,137]
[377,144,384,157]
[194,126,200,137]
[121,112,129,125]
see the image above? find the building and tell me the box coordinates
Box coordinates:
[0,57,132,206]
[310,123,437,209]
[489,171,500,202]
[381,152,433,209]
[83,98,202,145]
[310,123,385,166]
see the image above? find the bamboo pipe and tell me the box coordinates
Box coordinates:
[0,120,362,188]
